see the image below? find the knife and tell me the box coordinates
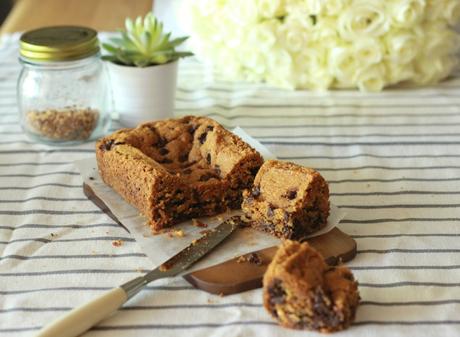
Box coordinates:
[36,217,240,337]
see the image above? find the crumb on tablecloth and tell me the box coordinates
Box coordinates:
[112,239,123,247]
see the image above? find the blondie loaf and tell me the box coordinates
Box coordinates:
[263,240,360,333]
[242,160,329,240]
[96,116,263,231]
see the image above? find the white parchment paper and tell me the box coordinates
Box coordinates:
[74,129,345,272]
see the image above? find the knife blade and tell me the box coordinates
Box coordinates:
[121,216,240,298]
[36,216,241,337]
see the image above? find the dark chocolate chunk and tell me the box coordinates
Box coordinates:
[206,153,211,164]
[101,139,115,151]
[268,279,286,309]
[267,205,274,217]
[179,153,188,162]
[199,173,217,182]
[157,137,167,147]
[159,147,169,155]
[188,124,197,135]
[198,132,208,144]
[251,186,260,197]
[159,158,173,164]
[247,253,263,266]
[250,166,260,176]
[206,125,214,132]
[285,188,298,200]
[283,211,290,222]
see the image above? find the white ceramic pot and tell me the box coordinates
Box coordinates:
[105,60,178,127]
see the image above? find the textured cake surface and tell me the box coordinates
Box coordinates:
[242,160,330,240]
[263,240,360,333]
[96,116,263,231]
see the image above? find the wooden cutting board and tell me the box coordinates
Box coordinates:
[83,183,356,295]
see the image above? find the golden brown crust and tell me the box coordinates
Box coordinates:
[242,160,330,240]
[263,240,360,333]
[96,116,263,231]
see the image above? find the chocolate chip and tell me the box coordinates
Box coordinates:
[159,158,173,164]
[247,253,262,266]
[89,177,95,181]
[199,173,217,181]
[342,271,355,281]
[283,211,290,222]
[157,137,167,147]
[285,188,297,200]
[170,199,184,206]
[268,279,286,308]
[206,125,214,131]
[159,147,169,155]
[101,139,114,151]
[198,132,208,144]
[215,165,221,176]
[179,153,188,162]
[206,153,211,164]
[282,225,292,238]
[251,186,260,197]
[267,205,274,217]
[250,166,260,176]
[188,124,197,135]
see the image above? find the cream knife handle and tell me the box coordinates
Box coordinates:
[35,287,127,337]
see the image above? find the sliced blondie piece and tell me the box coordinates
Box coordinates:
[263,240,360,333]
[241,160,329,240]
[96,116,263,231]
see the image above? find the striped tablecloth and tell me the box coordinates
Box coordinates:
[1,33,460,337]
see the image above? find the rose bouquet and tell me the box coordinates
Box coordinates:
[181,0,460,91]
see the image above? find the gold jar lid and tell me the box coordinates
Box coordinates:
[19,26,99,62]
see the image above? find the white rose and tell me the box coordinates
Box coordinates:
[323,0,351,16]
[353,37,384,65]
[225,0,259,26]
[337,0,389,41]
[424,0,444,21]
[265,47,295,89]
[285,0,311,16]
[191,0,226,17]
[412,55,459,84]
[384,28,421,64]
[304,0,323,15]
[207,44,244,81]
[386,0,426,28]
[238,47,267,75]
[444,0,460,26]
[385,61,415,85]
[329,45,359,86]
[422,21,460,56]
[352,63,386,92]
[293,47,333,90]
[257,0,285,18]
[310,17,339,47]
[278,18,310,52]
[246,20,279,52]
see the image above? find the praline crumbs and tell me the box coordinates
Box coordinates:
[263,240,360,333]
[96,116,263,231]
[242,160,330,240]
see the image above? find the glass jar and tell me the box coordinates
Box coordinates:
[17,26,111,145]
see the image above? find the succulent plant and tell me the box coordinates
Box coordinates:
[102,12,193,67]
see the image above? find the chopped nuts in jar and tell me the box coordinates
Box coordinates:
[26,107,99,141]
